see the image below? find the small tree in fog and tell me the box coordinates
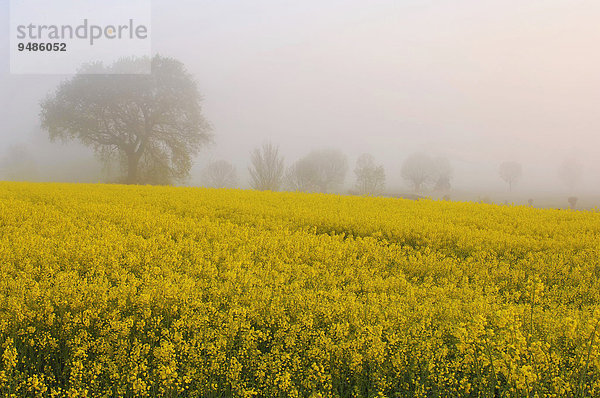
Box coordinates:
[286,158,318,192]
[40,56,212,185]
[568,196,578,209]
[308,149,348,193]
[202,160,237,188]
[286,149,348,193]
[558,159,582,191]
[354,154,385,196]
[249,142,285,191]
[401,153,435,192]
[499,161,522,191]
[433,156,452,192]
[401,153,452,192]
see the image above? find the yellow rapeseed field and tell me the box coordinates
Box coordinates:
[1,181,600,397]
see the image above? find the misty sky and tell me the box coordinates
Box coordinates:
[1,0,599,194]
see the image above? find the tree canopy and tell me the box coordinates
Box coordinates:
[40,56,212,185]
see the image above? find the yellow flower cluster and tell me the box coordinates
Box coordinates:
[1,181,600,397]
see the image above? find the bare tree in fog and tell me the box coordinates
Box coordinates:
[40,56,212,185]
[0,144,38,181]
[202,160,237,188]
[354,153,385,196]
[401,153,435,192]
[558,159,583,192]
[285,149,348,193]
[249,142,285,191]
[499,161,523,192]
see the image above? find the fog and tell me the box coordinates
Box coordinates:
[1,0,599,206]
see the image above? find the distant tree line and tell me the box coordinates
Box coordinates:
[25,55,591,208]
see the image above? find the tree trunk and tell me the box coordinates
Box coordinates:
[126,154,139,184]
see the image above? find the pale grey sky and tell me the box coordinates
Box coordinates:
[1,0,599,193]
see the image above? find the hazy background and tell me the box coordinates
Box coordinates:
[1,0,599,206]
